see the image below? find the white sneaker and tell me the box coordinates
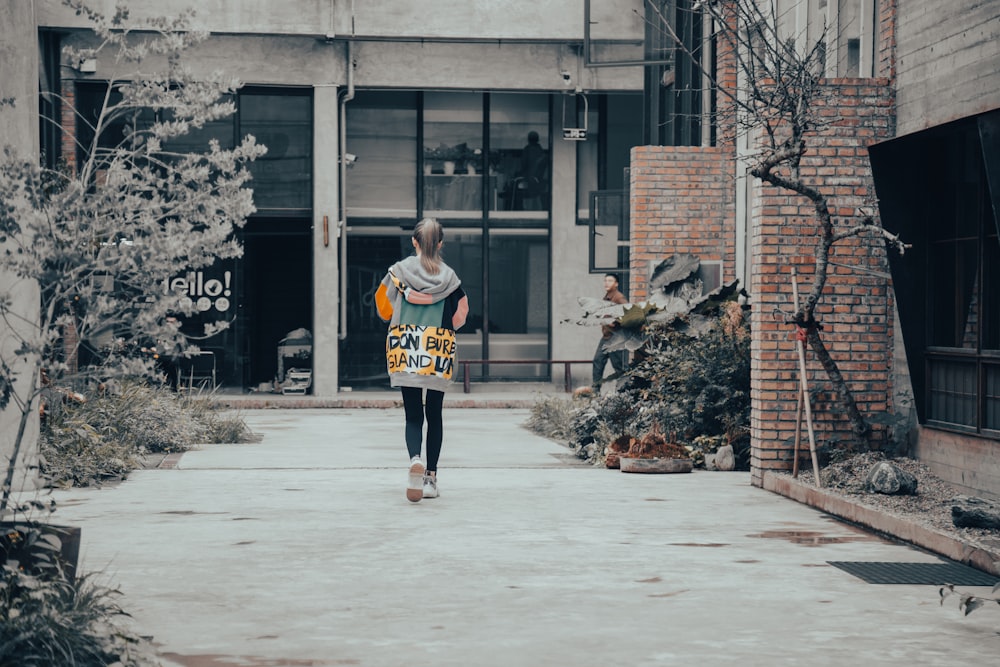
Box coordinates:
[422,474,439,499]
[406,456,425,503]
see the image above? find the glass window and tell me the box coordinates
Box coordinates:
[163,94,236,154]
[928,359,977,426]
[445,232,486,376]
[987,364,1000,431]
[577,94,642,220]
[347,91,418,219]
[576,99,599,219]
[239,90,312,213]
[423,92,484,216]
[488,93,549,217]
[983,226,1000,351]
[487,231,549,378]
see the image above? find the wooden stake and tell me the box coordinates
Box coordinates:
[792,383,802,478]
[791,268,822,487]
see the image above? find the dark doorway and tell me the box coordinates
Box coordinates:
[241,220,313,388]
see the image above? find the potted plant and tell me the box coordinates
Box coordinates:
[619,426,694,474]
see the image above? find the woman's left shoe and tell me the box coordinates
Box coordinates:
[422,475,439,499]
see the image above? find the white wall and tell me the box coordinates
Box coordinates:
[38,0,645,41]
[895,0,1000,135]
[0,0,42,501]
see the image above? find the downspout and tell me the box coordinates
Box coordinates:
[337,39,354,341]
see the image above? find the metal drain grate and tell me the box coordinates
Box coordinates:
[828,561,1000,586]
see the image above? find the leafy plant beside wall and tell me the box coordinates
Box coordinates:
[531,293,751,470]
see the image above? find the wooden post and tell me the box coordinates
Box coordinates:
[792,383,803,478]
[791,268,822,487]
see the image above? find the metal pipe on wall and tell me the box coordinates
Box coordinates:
[337,39,354,341]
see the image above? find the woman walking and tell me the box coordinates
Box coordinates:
[375,218,468,502]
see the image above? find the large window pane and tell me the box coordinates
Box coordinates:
[987,364,1000,431]
[240,91,312,212]
[984,230,1000,351]
[347,91,418,219]
[576,98,599,218]
[487,231,549,378]
[423,92,484,215]
[445,232,486,379]
[928,359,977,427]
[340,235,410,386]
[489,93,549,217]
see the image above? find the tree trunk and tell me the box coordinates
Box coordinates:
[804,326,871,443]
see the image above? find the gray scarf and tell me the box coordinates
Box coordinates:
[388,254,461,303]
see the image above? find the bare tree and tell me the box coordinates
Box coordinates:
[646,0,908,444]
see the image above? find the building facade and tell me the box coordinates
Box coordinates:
[37,0,654,396]
[24,1,1000,496]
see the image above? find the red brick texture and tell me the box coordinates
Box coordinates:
[628,146,736,303]
[748,80,896,486]
[628,0,899,487]
[60,80,78,175]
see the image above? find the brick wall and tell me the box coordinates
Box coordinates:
[748,80,897,486]
[628,146,736,301]
[877,0,897,81]
[60,80,77,175]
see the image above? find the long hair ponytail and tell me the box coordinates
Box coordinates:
[413,217,443,274]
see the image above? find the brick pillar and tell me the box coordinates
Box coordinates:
[748,80,896,486]
[629,146,736,301]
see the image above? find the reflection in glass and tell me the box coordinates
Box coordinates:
[423,92,484,213]
[487,232,549,378]
[239,92,312,212]
[346,92,418,218]
[489,93,549,215]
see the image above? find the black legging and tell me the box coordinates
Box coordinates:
[401,386,445,472]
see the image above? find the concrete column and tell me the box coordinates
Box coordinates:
[549,114,601,388]
[0,0,41,501]
[312,85,341,396]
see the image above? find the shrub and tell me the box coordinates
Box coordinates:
[525,395,577,442]
[40,380,255,487]
[0,567,160,666]
[531,303,751,469]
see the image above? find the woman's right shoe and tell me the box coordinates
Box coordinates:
[406,456,425,503]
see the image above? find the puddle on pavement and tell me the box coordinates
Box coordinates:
[644,498,670,502]
[745,529,877,546]
[161,655,356,667]
[668,542,730,547]
[734,559,760,564]
[637,576,663,583]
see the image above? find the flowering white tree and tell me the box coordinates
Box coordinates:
[0,1,264,516]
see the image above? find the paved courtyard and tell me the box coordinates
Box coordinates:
[52,408,997,666]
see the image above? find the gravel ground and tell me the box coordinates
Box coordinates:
[787,452,1000,557]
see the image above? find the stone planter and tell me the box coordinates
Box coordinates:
[1,521,82,581]
[619,457,693,474]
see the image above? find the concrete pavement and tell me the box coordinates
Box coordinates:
[51,408,997,667]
